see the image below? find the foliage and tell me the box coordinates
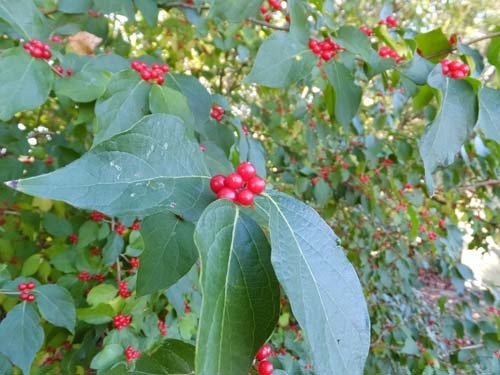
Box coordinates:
[0,0,499,374]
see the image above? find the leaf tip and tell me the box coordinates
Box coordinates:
[4,180,19,190]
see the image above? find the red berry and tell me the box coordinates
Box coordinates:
[68,233,78,244]
[160,64,169,73]
[31,39,44,48]
[50,35,62,43]
[42,49,51,60]
[90,210,106,221]
[124,346,141,362]
[130,257,139,268]
[140,69,152,80]
[256,344,272,361]
[236,162,256,181]
[217,188,236,201]
[114,222,127,235]
[27,294,36,302]
[31,47,44,58]
[26,281,35,290]
[235,189,254,206]
[258,360,274,375]
[54,65,64,75]
[156,76,165,85]
[210,175,226,193]
[259,5,267,14]
[130,219,141,231]
[18,283,27,291]
[224,173,244,189]
[66,68,72,77]
[247,176,266,194]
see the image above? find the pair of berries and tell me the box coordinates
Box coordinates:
[113,314,132,330]
[130,257,139,269]
[379,15,399,28]
[210,162,266,206]
[54,65,72,77]
[23,39,51,59]
[114,222,127,235]
[308,37,343,61]
[255,344,274,375]
[118,281,131,298]
[18,281,36,302]
[210,104,225,122]
[130,60,169,85]
[90,210,107,222]
[378,46,402,63]
[440,59,470,79]
[124,346,140,362]
[158,320,168,336]
[359,25,373,37]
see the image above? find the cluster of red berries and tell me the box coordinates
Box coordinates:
[90,210,107,222]
[359,25,373,37]
[78,271,105,282]
[124,346,141,362]
[130,257,139,269]
[118,281,131,298]
[68,233,78,244]
[308,37,342,61]
[210,104,224,122]
[130,60,169,85]
[130,219,141,231]
[158,320,168,336]
[440,59,469,79]
[378,15,399,28]
[23,39,52,59]
[54,65,72,77]
[114,222,127,235]
[113,314,132,330]
[378,46,402,63]
[210,162,266,206]
[255,344,274,375]
[18,281,36,302]
[259,0,283,22]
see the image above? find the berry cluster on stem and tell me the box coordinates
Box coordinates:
[379,15,399,27]
[255,344,274,375]
[440,59,470,79]
[54,65,72,77]
[308,37,343,61]
[378,46,402,63]
[210,104,225,121]
[158,320,168,336]
[113,314,132,330]
[210,161,266,206]
[18,281,36,302]
[118,281,131,298]
[23,39,52,59]
[90,210,107,222]
[359,25,373,37]
[130,60,169,85]
[124,346,140,362]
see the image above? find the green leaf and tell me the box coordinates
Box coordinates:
[58,0,93,14]
[103,233,124,266]
[90,344,123,370]
[137,211,197,295]
[288,0,309,42]
[419,67,477,192]
[254,191,370,375]
[486,36,500,67]
[87,284,118,306]
[0,0,50,39]
[0,48,53,121]
[324,61,362,127]
[400,54,434,85]
[210,0,261,23]
[141,340,195,373]
[334,26,373,62]
[42,212,73,237]
[476,87,500,142]
[8,114,212,221]
[35,284,76,333]
[313,178,333,206]
[245,32,316,88]
[94,0,135,20]
[134,0,158,26]
[77,303,115,324]
[55,69,112,103]
[415,28,451,61]
[94,70,151,146]
[149,85,195,131]
[194,200,280,375]
[0,304,44,375]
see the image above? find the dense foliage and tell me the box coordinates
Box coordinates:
[0,0,499,374]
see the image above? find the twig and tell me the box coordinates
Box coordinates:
[2,210,20,216]
[458,179,500,190]
[247,18,290,32]
[422,31,500,59]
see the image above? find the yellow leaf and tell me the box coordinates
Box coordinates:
[67,31,102,55]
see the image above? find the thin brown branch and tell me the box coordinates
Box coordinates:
[422,31,500,59]
[458,179,500,190]
[247,18,290,32]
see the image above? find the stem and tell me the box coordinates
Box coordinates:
[0,291,20,295]
[459,179,500,190]
[422,31,500,59]
[2,210,20,216]
[247,18,290,32]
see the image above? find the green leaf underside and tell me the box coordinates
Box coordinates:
[254,191,370,375]
[476,87,500,142]
[35,284,76,333]
[8,114,212,221]
[195,200,280,375]
[245,32,316,88]
[419,67,477,191]
[0,48,53,121]
[137,211,197,295]
[0,304,44,375]
[94,70,151,146]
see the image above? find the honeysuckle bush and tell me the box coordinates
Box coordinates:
[0,0,499,374]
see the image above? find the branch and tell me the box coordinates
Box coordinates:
[458,179,500,190]
[247,18,290,32]
[422,31,500,59]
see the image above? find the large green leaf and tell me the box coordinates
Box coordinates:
[140,340,195,373]
[55,69,112,103]
[324,61,362,127]
[0,48,53,121]
[419,67,477,192]
[35,284,76,333]
[244,32,316,88]
[0,304,44,375]
[253,191,370,375]
[7,114,213,221]
[94,70,151,146]
[334,25,373,62]
[415,28,450,61]
[210,0,261,23]
[137,211,197,295]
[194,200,280,375]
[0,0,49,39]
[476,87,500,142]
[149,85,195,131]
